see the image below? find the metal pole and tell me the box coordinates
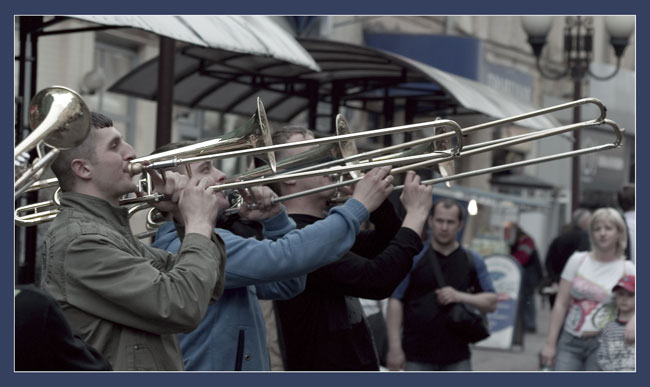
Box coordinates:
[16,16,43,285]
[155,37,175,150]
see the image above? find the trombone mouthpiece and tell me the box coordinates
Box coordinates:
[129,163,145,176]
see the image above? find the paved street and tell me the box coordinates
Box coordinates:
[471,294,551,371]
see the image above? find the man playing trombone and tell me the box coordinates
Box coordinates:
[150,140,398,371]
[40,112,227,371]
[272,126,434,371]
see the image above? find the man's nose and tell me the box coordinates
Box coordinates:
[217,171,226,183]
[210,167,227,183]
[123,143,137,161]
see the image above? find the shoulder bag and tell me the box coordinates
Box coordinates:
[429,249,490,343]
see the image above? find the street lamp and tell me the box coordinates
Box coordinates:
[521,15,634,212]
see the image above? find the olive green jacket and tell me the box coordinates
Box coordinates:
[40,192,226,371]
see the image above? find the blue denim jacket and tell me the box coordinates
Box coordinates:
[152,200,369,371]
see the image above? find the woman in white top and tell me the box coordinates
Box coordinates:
[540,208,635,371]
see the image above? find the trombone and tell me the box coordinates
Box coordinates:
[132,116,622,234]
[212,116,622,210]
[398,119,623,190]
[127,112,466,176]
[129,97,276,175]
[127,97,606,176]
[224,113,361,183]
[15,86,91,196]
[111,115,463,223]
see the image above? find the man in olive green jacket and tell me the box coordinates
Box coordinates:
[40,112,226,371]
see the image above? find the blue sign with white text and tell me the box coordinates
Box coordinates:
[474,254,523,350]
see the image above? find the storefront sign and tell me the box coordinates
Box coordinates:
[474,254,522,350]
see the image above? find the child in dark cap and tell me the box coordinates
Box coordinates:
[597,274,635,371]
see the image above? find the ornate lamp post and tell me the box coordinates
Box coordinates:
[521,15,634,212]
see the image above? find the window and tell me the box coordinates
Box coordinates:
[83,41,137,144]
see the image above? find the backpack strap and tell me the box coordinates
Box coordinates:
[462,248,483,293]
[427,248,447,289]
[430,248,481,292]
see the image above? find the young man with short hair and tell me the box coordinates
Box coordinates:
[272,126,434,371]
[41,112,227,371]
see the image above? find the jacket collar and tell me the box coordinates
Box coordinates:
[60,191,131,230]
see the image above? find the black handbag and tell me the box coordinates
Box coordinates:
[429,249,490,344]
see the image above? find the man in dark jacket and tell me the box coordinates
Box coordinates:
[385,199,497,371]
[273,126,434,371]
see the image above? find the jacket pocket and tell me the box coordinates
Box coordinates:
[126,344,159,371]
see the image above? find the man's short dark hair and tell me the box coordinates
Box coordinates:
[430,198,464,223]
[268,126,315,194]
[617,185,635,212]
[271,126,316,161]
[50,112,113,191]
[271,126,315,148]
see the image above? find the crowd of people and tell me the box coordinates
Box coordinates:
[15,111,635,372]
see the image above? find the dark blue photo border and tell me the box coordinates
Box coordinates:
[3,1,644,386]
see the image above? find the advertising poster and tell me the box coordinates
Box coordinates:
[475,254,522,350]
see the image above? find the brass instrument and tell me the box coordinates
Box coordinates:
[225,114,359,182]
[15,97,615,227]
[127,98,605,178]
[252,118,623,207]
[129,97,276,175]
[206,100,614,205]
[15,86,91,196]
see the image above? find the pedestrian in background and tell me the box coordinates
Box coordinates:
[597,274,635,371]
[504,221,543,333]
[617,185,635,263]
[386,199,497,371]
[540,208,635,371]
[544,208,591,307]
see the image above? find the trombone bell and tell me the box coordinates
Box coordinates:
[15,86,90,196]
[16,86,90,157]
[128,97,276,175]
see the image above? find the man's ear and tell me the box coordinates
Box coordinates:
[70,158,92,181]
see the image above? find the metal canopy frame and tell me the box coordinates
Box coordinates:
[109,37,558,137]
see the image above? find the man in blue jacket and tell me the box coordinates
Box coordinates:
[151,141,395,371]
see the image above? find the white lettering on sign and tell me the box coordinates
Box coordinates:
[597,155,624,171]
[486,73,532,102]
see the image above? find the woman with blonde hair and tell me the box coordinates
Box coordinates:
[540,207,635,371]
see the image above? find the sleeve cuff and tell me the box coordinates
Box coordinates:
[262,207,296,239]
[335,198,370,224]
